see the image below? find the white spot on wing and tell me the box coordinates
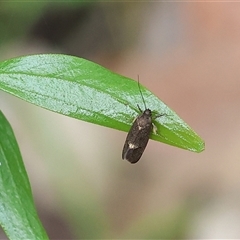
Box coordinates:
[129,143,138,149]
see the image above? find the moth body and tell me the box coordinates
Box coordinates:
[122,108,153,164]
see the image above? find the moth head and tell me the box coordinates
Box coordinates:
[144,109,152,116]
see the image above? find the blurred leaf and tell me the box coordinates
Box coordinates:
[122,205,191,239]
[0,54,204,152]
[0,111,49,240]
[0,2,47,45]
[0,1,91,46]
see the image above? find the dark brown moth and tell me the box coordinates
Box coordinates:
[122,81,164,164]
[122,108,153,163]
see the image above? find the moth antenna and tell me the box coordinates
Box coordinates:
[137,75,147,110]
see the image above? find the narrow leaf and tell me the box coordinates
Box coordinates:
[0,54,204,152]
[0,111,49,240]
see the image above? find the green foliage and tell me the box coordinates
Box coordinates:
[0,54,204,152]
[0,1,90,46]
[0,54,205,239]
[0,111,49,240]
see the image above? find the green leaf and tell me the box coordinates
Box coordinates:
[0,54,204,152]
[0,111,49,240]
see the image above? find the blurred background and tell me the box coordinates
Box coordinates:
[1,1,240,239]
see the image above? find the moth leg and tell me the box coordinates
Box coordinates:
[154,113,167,119]
[152,122,166,138]
[137,104,142,112]
[131,116,137,123]
[152,113,167,135]
[152,122,158,134]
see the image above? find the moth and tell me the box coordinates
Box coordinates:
[122,81,164,164]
